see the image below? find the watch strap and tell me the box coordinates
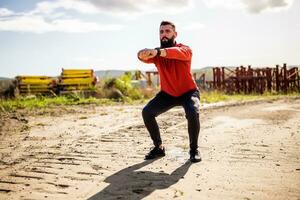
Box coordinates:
[155,47,161,57]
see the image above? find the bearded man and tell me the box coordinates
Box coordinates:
[137,21,201,163]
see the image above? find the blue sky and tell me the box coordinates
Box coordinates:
[0,0,299,78]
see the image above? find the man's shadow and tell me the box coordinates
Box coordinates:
[88,159,192,200]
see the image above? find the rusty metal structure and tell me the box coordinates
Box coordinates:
[145,70,159,87]
[208,64,300,94]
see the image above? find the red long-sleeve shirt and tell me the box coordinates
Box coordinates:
[139,43,197,97]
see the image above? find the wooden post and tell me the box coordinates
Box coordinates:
[248,65,252,93]
[156,72,160,87]
[283,63,287,93]
[297,67,300,92]
[202,73,206,90]
[240,65,246,93]
[221,67,225,90]
[146,72,152,87]
[275,65,279,92]
[236,67,240,93]
[266,67,272,92]
[213,68,216,89]
[216,68,221,90]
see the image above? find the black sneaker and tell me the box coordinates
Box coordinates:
[189,150,202,163]
[145,146,165,160]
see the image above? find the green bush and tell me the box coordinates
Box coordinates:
[103,72,143,101]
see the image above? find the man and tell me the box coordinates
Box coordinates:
[137,21,201,163]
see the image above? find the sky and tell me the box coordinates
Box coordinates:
[0,0,299,78]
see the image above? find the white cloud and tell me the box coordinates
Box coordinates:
[202,0,294,13]
[181,22,205,31]
[87,0,194,15]
[0,16,52,33]
[0,0,195,33]
[30,0,194,16]
[0,0,123,33]
[0,8,14,16]
[242,0,294,13]
[203,0,244,9]
[50,19,122,33]
[31,0,99,15]
[0,15,122,33]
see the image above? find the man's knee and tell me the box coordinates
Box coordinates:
[142,106,155,119]
[185,107,199,120]
[185,96,200,120]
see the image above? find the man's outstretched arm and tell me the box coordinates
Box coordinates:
[162,46,192,61]
[137,48,157,63]
[137,46,191,62]
[138,48,171,61]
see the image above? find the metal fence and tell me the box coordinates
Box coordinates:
[195,64,300,94]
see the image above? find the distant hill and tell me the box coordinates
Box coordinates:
[192,67,214,81]
[0,77,11,80]
[94,68,216,81]
[94,70,132,78]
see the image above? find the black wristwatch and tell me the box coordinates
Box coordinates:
[155,47,161,57]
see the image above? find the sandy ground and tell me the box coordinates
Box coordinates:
[0,98,300,200]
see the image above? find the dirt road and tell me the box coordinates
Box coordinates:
[0,98,300,200]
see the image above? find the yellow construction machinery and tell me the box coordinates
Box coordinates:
[57,69,97,93]
[15,76,57,94]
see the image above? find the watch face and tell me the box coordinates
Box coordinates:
[155,48,161,56]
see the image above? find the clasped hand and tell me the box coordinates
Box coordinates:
[138,48,157,60]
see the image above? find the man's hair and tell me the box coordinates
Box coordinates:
[160,21,176,31]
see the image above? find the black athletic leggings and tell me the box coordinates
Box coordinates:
[142,89,200,151]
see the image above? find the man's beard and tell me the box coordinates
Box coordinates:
[160,36,176,48]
